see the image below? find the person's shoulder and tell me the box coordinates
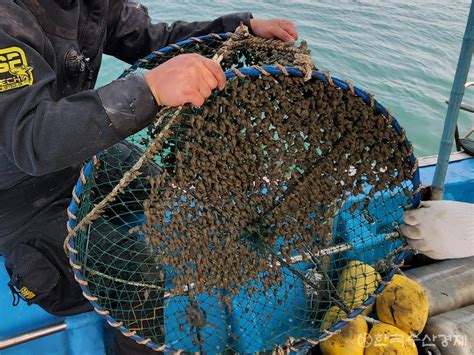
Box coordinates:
[0,1,45,50]
[0,1,33,21]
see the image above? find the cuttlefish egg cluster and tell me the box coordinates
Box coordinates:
[137,74,412,301]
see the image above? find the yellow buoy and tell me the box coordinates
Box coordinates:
[337,260,381,314]
[376,274,429,336]
[365,323,418,355]
[320,306,368,355]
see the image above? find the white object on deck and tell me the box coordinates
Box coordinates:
[402,200,474,260]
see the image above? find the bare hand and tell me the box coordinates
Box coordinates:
[143,53,225,107]
[250,18,298,43]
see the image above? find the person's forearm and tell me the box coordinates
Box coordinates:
[105,2,252,63]
[1,74,156,176]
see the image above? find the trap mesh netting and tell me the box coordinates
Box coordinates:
[66,27,420,353]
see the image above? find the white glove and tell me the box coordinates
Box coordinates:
[401,200,474,260]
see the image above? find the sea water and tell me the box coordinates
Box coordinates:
[97,0,474,157]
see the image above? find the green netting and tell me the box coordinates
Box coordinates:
[68,28,418,353]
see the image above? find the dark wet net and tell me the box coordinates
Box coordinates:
[119,25,314,80]
[67,29,419,353]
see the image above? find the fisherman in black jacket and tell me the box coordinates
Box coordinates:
[0,0,298,352]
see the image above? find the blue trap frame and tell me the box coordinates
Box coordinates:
[66,35,421,352]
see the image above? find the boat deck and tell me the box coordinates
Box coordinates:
[0,154,472,354]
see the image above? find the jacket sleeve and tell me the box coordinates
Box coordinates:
[105,1,253,64]
[0,25,157,176]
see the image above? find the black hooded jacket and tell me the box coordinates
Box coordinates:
[0,0,251,236]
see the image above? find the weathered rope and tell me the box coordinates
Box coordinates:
[63,107,180,254]
[215,23,314,81]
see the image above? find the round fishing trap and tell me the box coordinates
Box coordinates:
[66,29,420,353]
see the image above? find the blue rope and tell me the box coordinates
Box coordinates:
[118,33,229,79]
